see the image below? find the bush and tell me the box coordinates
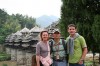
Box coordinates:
[0,52,11,61]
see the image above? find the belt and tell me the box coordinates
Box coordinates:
[55,59,64,62]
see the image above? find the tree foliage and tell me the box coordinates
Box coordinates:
[92,15,100,53]
[60,0,100,51]
[0,9,8,28]
[11,14,36,29]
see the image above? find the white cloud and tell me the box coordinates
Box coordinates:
[0,0,62,18]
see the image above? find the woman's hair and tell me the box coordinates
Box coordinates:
[68,24,77,29]
[40,31,49,41]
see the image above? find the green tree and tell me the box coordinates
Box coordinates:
[4,16,21,34]
[0,9,8,44]
[92,15,100,43]
[23,15,36,29]
[92,15,100,53]
[11,14,36,29]
[60,0,100,51]
[0,9,8,28]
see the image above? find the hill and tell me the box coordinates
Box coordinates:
[36,15,59,28]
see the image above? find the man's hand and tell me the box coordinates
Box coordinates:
[78,59,84,64]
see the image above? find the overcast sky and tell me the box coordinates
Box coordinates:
[0,0,62,18]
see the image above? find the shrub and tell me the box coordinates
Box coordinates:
[0,52,11,61]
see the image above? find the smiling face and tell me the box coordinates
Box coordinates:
[41,31,49,41]
[68,26,77,36]
[53,33,60,39]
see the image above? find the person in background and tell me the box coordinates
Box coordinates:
[50,30,67,66]
[66,24,88,66]
[36,31,52,66]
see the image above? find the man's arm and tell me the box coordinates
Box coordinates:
[79,47,88,64]
[81,47,88,60]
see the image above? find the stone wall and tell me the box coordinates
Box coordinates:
[5,47,35,66]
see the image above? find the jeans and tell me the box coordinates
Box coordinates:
[52,60,67,66]
[69,63,84,66]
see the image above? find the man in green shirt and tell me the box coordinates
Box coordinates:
[66,24,88,66]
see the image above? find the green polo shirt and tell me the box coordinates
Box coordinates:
[66,36,87,63]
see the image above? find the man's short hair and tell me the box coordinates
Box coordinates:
[68,24,77,29]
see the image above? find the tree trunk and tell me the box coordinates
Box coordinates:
[93,53,95,66]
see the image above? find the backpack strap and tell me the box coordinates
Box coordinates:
[62,39,69,63]
[62,39,67,53]
[49,40,55,61]
[50,40,53,54]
